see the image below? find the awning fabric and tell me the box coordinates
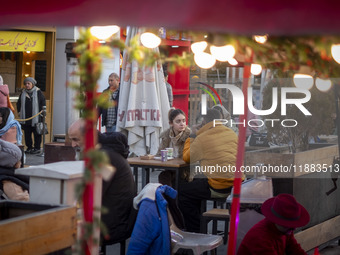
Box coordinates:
[117,27,170,156]
[1,0,340,35]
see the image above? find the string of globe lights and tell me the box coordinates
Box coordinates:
[90,25,340,92]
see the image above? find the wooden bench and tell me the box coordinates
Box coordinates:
[0,201,77,255]
[295,214,340,252]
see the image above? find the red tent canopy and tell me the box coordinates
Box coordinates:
[1,0,340,35]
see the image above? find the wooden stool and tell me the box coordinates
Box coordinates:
[200,208,230,245]
[200,197,226,213]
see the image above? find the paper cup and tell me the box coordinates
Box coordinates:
[166,148,173,157]
[161,150,168,162]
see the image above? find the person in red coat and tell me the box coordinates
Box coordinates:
[237,193,310,255]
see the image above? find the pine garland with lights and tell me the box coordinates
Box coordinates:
[109,34,193,72]
[235,35,340,78]
[71,28,114,255]
[111,29,340,78]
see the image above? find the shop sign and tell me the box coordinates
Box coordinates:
[0,31,45,52]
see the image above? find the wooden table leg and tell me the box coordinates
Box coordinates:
[175,168,180,191]
[133,167,138,191]
[146,168,150,185]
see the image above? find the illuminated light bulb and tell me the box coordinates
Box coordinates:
[253,35,268,44]
[191,41,208,54]
[210,45,236,62]
[331,44,340,64]
[315,77,332,92]
[293,74,314,90]
[228,58,238,66]
[250,64,262,75]
[140,32,161,48]
[90,25,120,40]
[24,74,29,77]
[25,62,31,65]
[204,35,208,38]
[194,52,216,69]
[26,51,31,54]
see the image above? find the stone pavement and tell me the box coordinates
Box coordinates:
[24,151,44,166]
[24,153,340,255]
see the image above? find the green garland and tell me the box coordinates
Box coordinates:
[112,30,340,78]
[71,28,113,255]
[109,35,193,73]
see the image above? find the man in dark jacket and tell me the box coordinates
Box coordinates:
[98,73,120,133]
[68,119,137,245]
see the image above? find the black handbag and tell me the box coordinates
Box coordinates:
[35,122,48,135]
[249,132,269,147]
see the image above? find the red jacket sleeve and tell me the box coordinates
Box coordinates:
[285,233,308,255]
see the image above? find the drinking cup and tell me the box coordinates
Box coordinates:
[161,150,168,162]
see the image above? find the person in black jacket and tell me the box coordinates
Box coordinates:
[98,73,120,133]
[68,119,137,246]
[16,77,46,154]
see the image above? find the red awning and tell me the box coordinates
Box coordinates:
[1,0,340,35]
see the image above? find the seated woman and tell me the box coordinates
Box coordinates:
[0,107,22,145]
[157,108,191,187]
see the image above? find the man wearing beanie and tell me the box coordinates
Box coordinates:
[16,77,46,154]
[237,193,310,255]
[0,139,22,168]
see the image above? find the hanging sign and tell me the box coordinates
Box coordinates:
[0,31,45,52]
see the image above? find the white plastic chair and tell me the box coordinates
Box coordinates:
[168,209,223,255]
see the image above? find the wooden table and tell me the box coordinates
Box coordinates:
[127,157,190,191]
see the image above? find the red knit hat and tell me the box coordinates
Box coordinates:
[261,194,310,228]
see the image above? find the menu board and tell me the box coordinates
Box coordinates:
[34,60,46,92]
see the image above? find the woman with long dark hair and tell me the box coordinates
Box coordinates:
[157,108,191,186]
[157,108,191,158]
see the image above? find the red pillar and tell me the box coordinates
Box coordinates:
[227,58,252,255]
[164,40,190,117]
